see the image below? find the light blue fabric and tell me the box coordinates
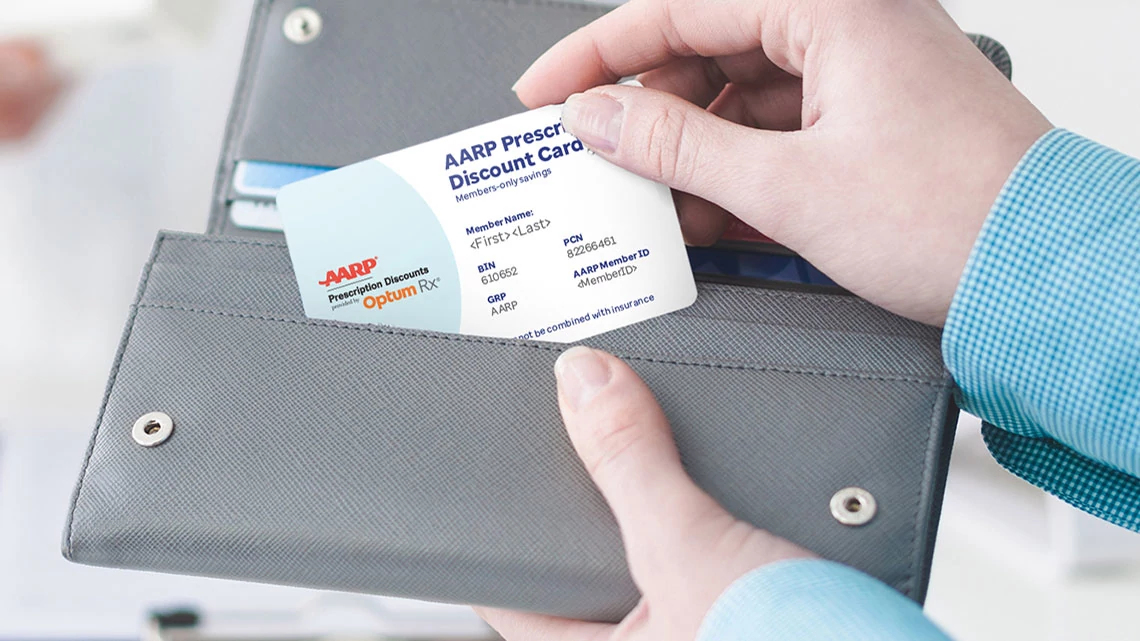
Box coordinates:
[696,559,951,640]
[943,129,1140,531]
[698,130,1140,639]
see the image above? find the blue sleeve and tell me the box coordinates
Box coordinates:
[943,129,1140,530]
[697,560,951,641]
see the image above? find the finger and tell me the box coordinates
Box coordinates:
[666,80,799,246]
[560,84,810,220]
[637,48,789,111]
[712,49,793,86]
[514,0,798,107]
[553,346,817,626]
[636,56,728,109]
[675,191,729,246]
[474,606,612,641]
[710,81,803,132]
[553,347,732,582]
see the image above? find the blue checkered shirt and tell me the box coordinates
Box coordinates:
[697,129,1140,640]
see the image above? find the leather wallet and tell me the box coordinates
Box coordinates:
[63,0,1012,622]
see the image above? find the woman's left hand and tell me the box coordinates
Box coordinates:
[475,346,812,640]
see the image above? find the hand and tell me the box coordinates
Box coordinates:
[0,42,62,141]
[513,0,1052,325]
[475,346,812,640]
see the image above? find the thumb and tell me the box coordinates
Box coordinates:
[559,85,805,221]
[553,346,809,604]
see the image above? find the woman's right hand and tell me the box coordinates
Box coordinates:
[514,0,1052,325]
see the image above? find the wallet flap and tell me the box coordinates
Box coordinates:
[236,0,608,166]
[209,0,609,235]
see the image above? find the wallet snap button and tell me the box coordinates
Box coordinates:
[283,7,322,44]
[830,487,877,526]
[132,412,173,447]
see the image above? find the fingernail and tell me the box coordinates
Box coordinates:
[512,57,540,94]
[561,92,623,153]
[555,346,612,410]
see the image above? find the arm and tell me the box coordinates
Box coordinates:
[944,130,1140,529]
[699,560,950,641]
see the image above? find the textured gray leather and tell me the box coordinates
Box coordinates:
[64,233,957,622]
[209,0,610,235]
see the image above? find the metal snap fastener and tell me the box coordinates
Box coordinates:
[283,7,322,44]
[830,487,877,526]
[132,412,174,447]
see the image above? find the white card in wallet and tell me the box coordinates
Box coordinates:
[277,104,696,342]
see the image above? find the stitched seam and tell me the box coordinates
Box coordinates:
[697,282,889,306]
[133,302,949,386]
[153,235,945,349]
[671,308,938,341]
[901,387,947,598]
[156,236,941,347]
[155,235,885,306]
[167,232,865,301]
[456,0,610,13]
[140,270,945,381]
[162,231,290,250]
[65,239,164,556]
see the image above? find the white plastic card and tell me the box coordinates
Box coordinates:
[278,104,696,342]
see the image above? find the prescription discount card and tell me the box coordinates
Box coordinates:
[277,104,697,342]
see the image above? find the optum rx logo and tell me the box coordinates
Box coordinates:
[319,257,378,287]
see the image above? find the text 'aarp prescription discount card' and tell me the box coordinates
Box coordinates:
[277,104,697,343]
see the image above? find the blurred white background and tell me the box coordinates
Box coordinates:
[0,0,1138,639]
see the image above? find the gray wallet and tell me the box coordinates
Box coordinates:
[63,0,1011,623]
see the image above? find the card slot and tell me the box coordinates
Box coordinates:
[132,300,947,386]
[152,234,294,274]
[587,315,943,381]
[676,283,942,341]
[151,235,940,342]
[143,263,304,318]
[141,258,946,382]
